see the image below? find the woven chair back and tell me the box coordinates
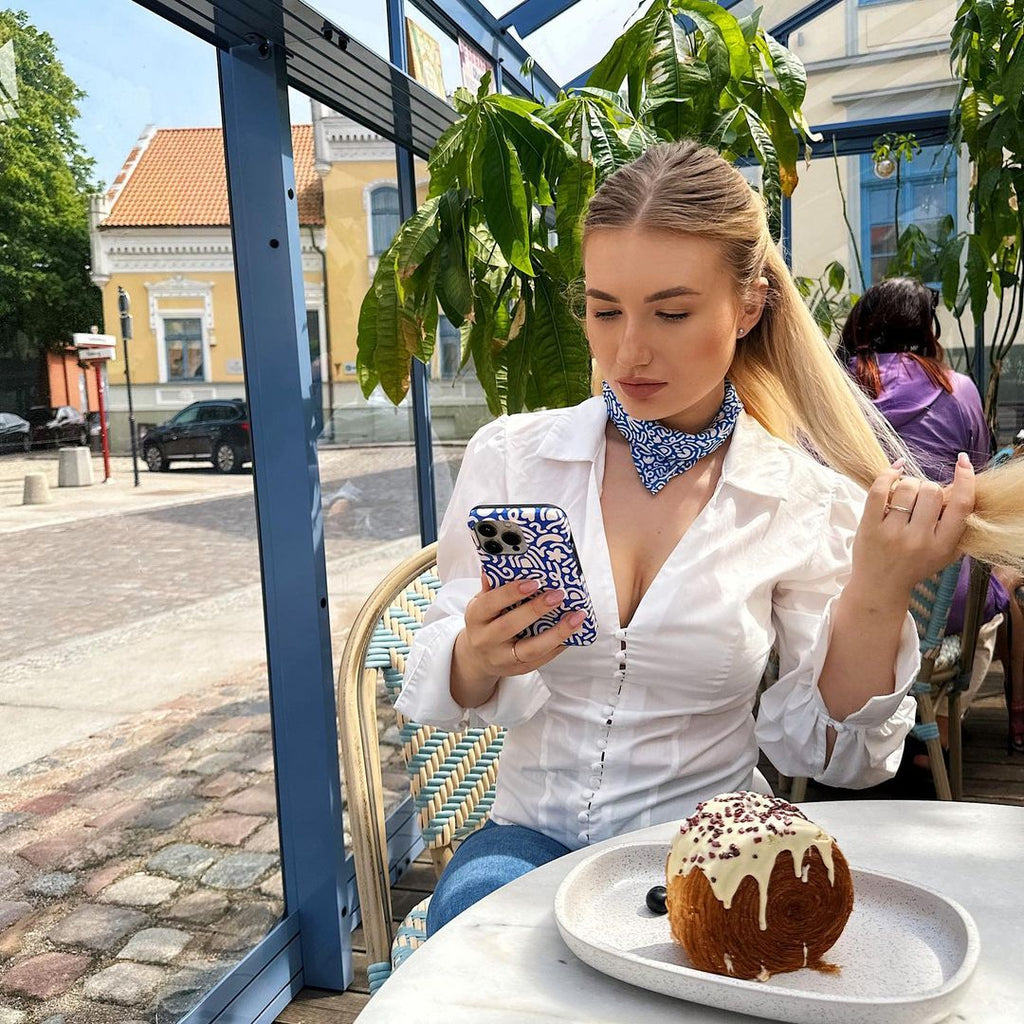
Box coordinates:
[372,567,506,850]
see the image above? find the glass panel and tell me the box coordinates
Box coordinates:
[0,5,283,1021]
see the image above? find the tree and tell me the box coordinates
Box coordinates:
[0,8,102,360]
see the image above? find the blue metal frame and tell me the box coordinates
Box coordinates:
[217,12,350,1003]
[498,0,583,37]
[388,0,440,544]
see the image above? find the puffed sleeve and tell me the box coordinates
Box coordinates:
[393,418,552,731]
[755,475,919,788]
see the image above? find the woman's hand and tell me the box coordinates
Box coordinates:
[450,575,586,707]
[851,454,976,598]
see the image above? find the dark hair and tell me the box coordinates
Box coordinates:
[838,277,952,399]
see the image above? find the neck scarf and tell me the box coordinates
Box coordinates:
[603,379,743,495]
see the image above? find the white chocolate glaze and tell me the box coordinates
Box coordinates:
[666,791,838,930]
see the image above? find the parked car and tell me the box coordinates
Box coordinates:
[26,406,88,448]
[142,399,251,474]
[0,412,31,454]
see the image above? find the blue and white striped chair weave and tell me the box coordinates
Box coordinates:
[362,565,506,993]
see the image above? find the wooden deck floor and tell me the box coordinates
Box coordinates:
[277,674,1023,1022]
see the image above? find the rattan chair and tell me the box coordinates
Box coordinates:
[787,557,976,802]
[337,542,506,993]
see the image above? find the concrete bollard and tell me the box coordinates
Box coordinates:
[57,447,94,487]
[22,473,52,505]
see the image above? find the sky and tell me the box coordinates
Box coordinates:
[18,0,394,188]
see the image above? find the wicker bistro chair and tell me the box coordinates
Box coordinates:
[337,542,507,993]
[787,558,972,803]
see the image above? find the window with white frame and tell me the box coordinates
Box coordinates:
[163,317,205,381]
[370,185,400,255]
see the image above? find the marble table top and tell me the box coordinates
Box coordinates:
[355,800,1024,1023]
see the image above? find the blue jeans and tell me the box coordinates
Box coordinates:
[426,820,572,936]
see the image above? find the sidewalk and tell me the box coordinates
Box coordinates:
[0,454,256,535]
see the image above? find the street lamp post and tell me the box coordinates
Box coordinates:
[117,287,140,487]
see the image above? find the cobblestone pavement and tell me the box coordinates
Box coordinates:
[0,664,407,1023]
[0,444,455,1020]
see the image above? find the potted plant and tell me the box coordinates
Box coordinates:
[356,0,818,414]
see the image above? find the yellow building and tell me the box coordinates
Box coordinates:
[90,110,488,451]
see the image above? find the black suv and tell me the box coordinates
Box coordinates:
[143,399,251,474]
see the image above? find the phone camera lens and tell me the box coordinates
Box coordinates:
[483,540,503,555]
[477,522,498,538]
[501,531,522,546]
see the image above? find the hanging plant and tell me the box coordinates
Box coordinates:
[357,0,819,413]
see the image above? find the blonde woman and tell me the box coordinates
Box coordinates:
[395,140,1024,935]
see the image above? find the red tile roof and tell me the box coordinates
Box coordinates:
[103,125,323,227]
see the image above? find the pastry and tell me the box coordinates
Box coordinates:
[665,791,854,980]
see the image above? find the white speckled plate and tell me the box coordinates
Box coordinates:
[554,841,979,1024]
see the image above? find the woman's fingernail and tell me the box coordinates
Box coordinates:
[957,451,970,468]
[568,610,586,626]
[543,590,564,606]
[891,457,905,471]
[518,580,540,594]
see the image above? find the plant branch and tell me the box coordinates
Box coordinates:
[832,138,866,287]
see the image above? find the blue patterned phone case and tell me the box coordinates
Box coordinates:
[467,503,598,647]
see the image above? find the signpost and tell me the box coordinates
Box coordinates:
[117,288,140,487]
[72,331,115,483]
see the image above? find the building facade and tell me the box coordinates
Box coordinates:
[90,111,489,453]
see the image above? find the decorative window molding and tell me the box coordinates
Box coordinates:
[146,276,214,332]
[155,308,211,385]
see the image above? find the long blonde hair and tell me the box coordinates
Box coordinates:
[583,140,1024,567]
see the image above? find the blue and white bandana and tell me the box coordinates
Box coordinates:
[603,379,744,495]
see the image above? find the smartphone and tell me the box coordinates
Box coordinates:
[467,503,598,647]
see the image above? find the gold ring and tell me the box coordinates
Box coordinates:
[886,504,914,514]
[511,639,525,665]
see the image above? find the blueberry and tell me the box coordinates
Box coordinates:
[645,884,667,914]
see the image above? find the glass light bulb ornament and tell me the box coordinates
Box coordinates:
[873,155,897,180]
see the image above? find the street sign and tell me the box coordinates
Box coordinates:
[72,333,117,362]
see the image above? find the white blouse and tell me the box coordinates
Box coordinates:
[395,397,919,851]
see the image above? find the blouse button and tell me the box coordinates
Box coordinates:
[614,627,627,640]
[590,761,602,772]
[581,791,593,802]
[596,738,607,750]
[602,705,614,717]
[577,810,589,823]
[613,669,626,682]
[608,692,620,706]
[578,831,588,843]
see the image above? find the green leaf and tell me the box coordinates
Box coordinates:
[529,251,591,408]
[436,191,474,326]
[587,1,662,94]
[427,117,469,198]
[355,282,381,399]
[372,255,411,405]
[553,158,595,281]
[478,111,533,274]
[764,33,807,111]
[966,234,991,324]
[741,105,782,241]
[827,261,846,293]
[497,292,533,414]
[763,93,799,196]
[677,0,752,86]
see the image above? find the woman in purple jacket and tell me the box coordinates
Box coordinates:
[839,277,1024,755]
